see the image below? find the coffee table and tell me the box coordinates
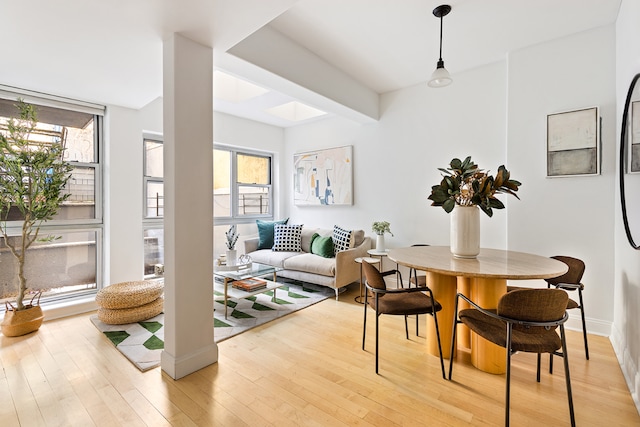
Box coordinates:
[214,263,283,318]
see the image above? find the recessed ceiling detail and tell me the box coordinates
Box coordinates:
[213,71,269,103]
[265,101,327,122]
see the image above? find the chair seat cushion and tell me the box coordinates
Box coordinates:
[373,292,441,316]
[459,308,562,353]
[567,298,579,309]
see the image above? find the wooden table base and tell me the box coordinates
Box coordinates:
[425,273,507,374]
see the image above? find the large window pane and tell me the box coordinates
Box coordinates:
[238,153,270,184]
[0,230,97,303]
[213,149,231,217]
[146,180,164,217]
[237,186,270,215]
[144,228,164,276]
[58,166,96,220]
[65,120,95,163]
[145,139,163,178]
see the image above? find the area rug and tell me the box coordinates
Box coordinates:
[90,281,332,371]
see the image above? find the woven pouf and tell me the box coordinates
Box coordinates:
[96,280,164,309]
[96,280,164,324]
[97,297,164,325]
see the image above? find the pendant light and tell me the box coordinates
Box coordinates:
[428,4,452,88]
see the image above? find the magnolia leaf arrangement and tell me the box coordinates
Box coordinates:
[428,156,522,217]
[372,221,393,236]
[0,100,73,310]
[225,224,239,250]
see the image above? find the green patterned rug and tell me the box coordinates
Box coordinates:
[90,281,332,371]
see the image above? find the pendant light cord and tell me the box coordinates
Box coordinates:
[439,15,444,61]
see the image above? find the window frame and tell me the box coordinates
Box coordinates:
[143,133,164,221]
[214,144,274,225]
[0,87,104,308]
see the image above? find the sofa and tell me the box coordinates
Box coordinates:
[243,225,371,298]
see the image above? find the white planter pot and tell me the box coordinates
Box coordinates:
[450,205,480,259]
[376,234,385,251]
[226,249,237,266]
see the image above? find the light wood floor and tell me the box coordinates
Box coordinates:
[1,284,638,426]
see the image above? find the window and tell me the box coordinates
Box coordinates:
[144,136,163,218]
[0,89,104,306]
[141,141,274,277]
[214,147,273,221]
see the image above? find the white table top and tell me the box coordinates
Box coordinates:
[367,249,389,256]
[388,246,568,280]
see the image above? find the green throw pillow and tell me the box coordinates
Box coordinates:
[256,218,289,249]
[311,236,335,258]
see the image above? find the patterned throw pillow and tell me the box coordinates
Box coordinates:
[332,225,353,254]
[272,224,304,252]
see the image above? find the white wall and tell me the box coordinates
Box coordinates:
[506,25,616,334]
[284,60,508,256]
[284,26,617,335]
[614,0,640,411]
[104,105,144,285]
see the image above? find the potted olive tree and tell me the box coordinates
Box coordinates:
[0,100,73,336]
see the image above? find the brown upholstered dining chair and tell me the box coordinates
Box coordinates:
[362,261,445,378]
[508,255,588,361]
[448,288,575,427]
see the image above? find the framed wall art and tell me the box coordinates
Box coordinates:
[293,145,353,206]
[547,106,600,177]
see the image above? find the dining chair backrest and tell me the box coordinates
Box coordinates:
[545,256,585,287]
[497,288,568,332]
[362,261,387,291]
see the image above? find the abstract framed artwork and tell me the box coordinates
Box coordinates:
[293,145,353,206]
[547,106,600,177]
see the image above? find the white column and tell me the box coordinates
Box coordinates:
[161,33,217,379]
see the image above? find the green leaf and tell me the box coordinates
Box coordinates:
[443,198,456,213]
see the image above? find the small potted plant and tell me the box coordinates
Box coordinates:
[428,156,521,258]
[225,224,239,266]
[0,100,73,336]
[372,221,393,251]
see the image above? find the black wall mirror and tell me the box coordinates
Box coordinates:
[620,73,640,249]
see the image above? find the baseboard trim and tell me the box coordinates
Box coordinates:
[611,324,640,415]
[161,343,219,380]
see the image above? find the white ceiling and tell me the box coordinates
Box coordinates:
[0,0,621,127]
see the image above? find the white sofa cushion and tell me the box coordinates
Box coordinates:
[283,253,336,277]
[248,249,300,268]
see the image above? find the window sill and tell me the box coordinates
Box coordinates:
[42,295,98,321]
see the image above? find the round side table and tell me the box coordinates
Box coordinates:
[354,257,380,304]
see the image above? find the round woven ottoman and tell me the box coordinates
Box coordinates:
[96,280,164,324]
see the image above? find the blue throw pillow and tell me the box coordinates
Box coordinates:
[256,218,289,249]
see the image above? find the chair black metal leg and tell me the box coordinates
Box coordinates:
[579,290,589,360]
[416,315,419,336]
[505,324,513,427]
[362,296,368,350]
[375,312,380,374]
[431,310,446,379]
[536,353,541,382]
[549,352,554,374]
[404,315,409,339]
[448,296,460,380]
[560,324,576,427]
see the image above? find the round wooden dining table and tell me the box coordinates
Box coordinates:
[388,246,568,374]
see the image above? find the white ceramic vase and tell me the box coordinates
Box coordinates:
[450,205,480,259]
[376,234,385,252]
[226,249,237,266]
